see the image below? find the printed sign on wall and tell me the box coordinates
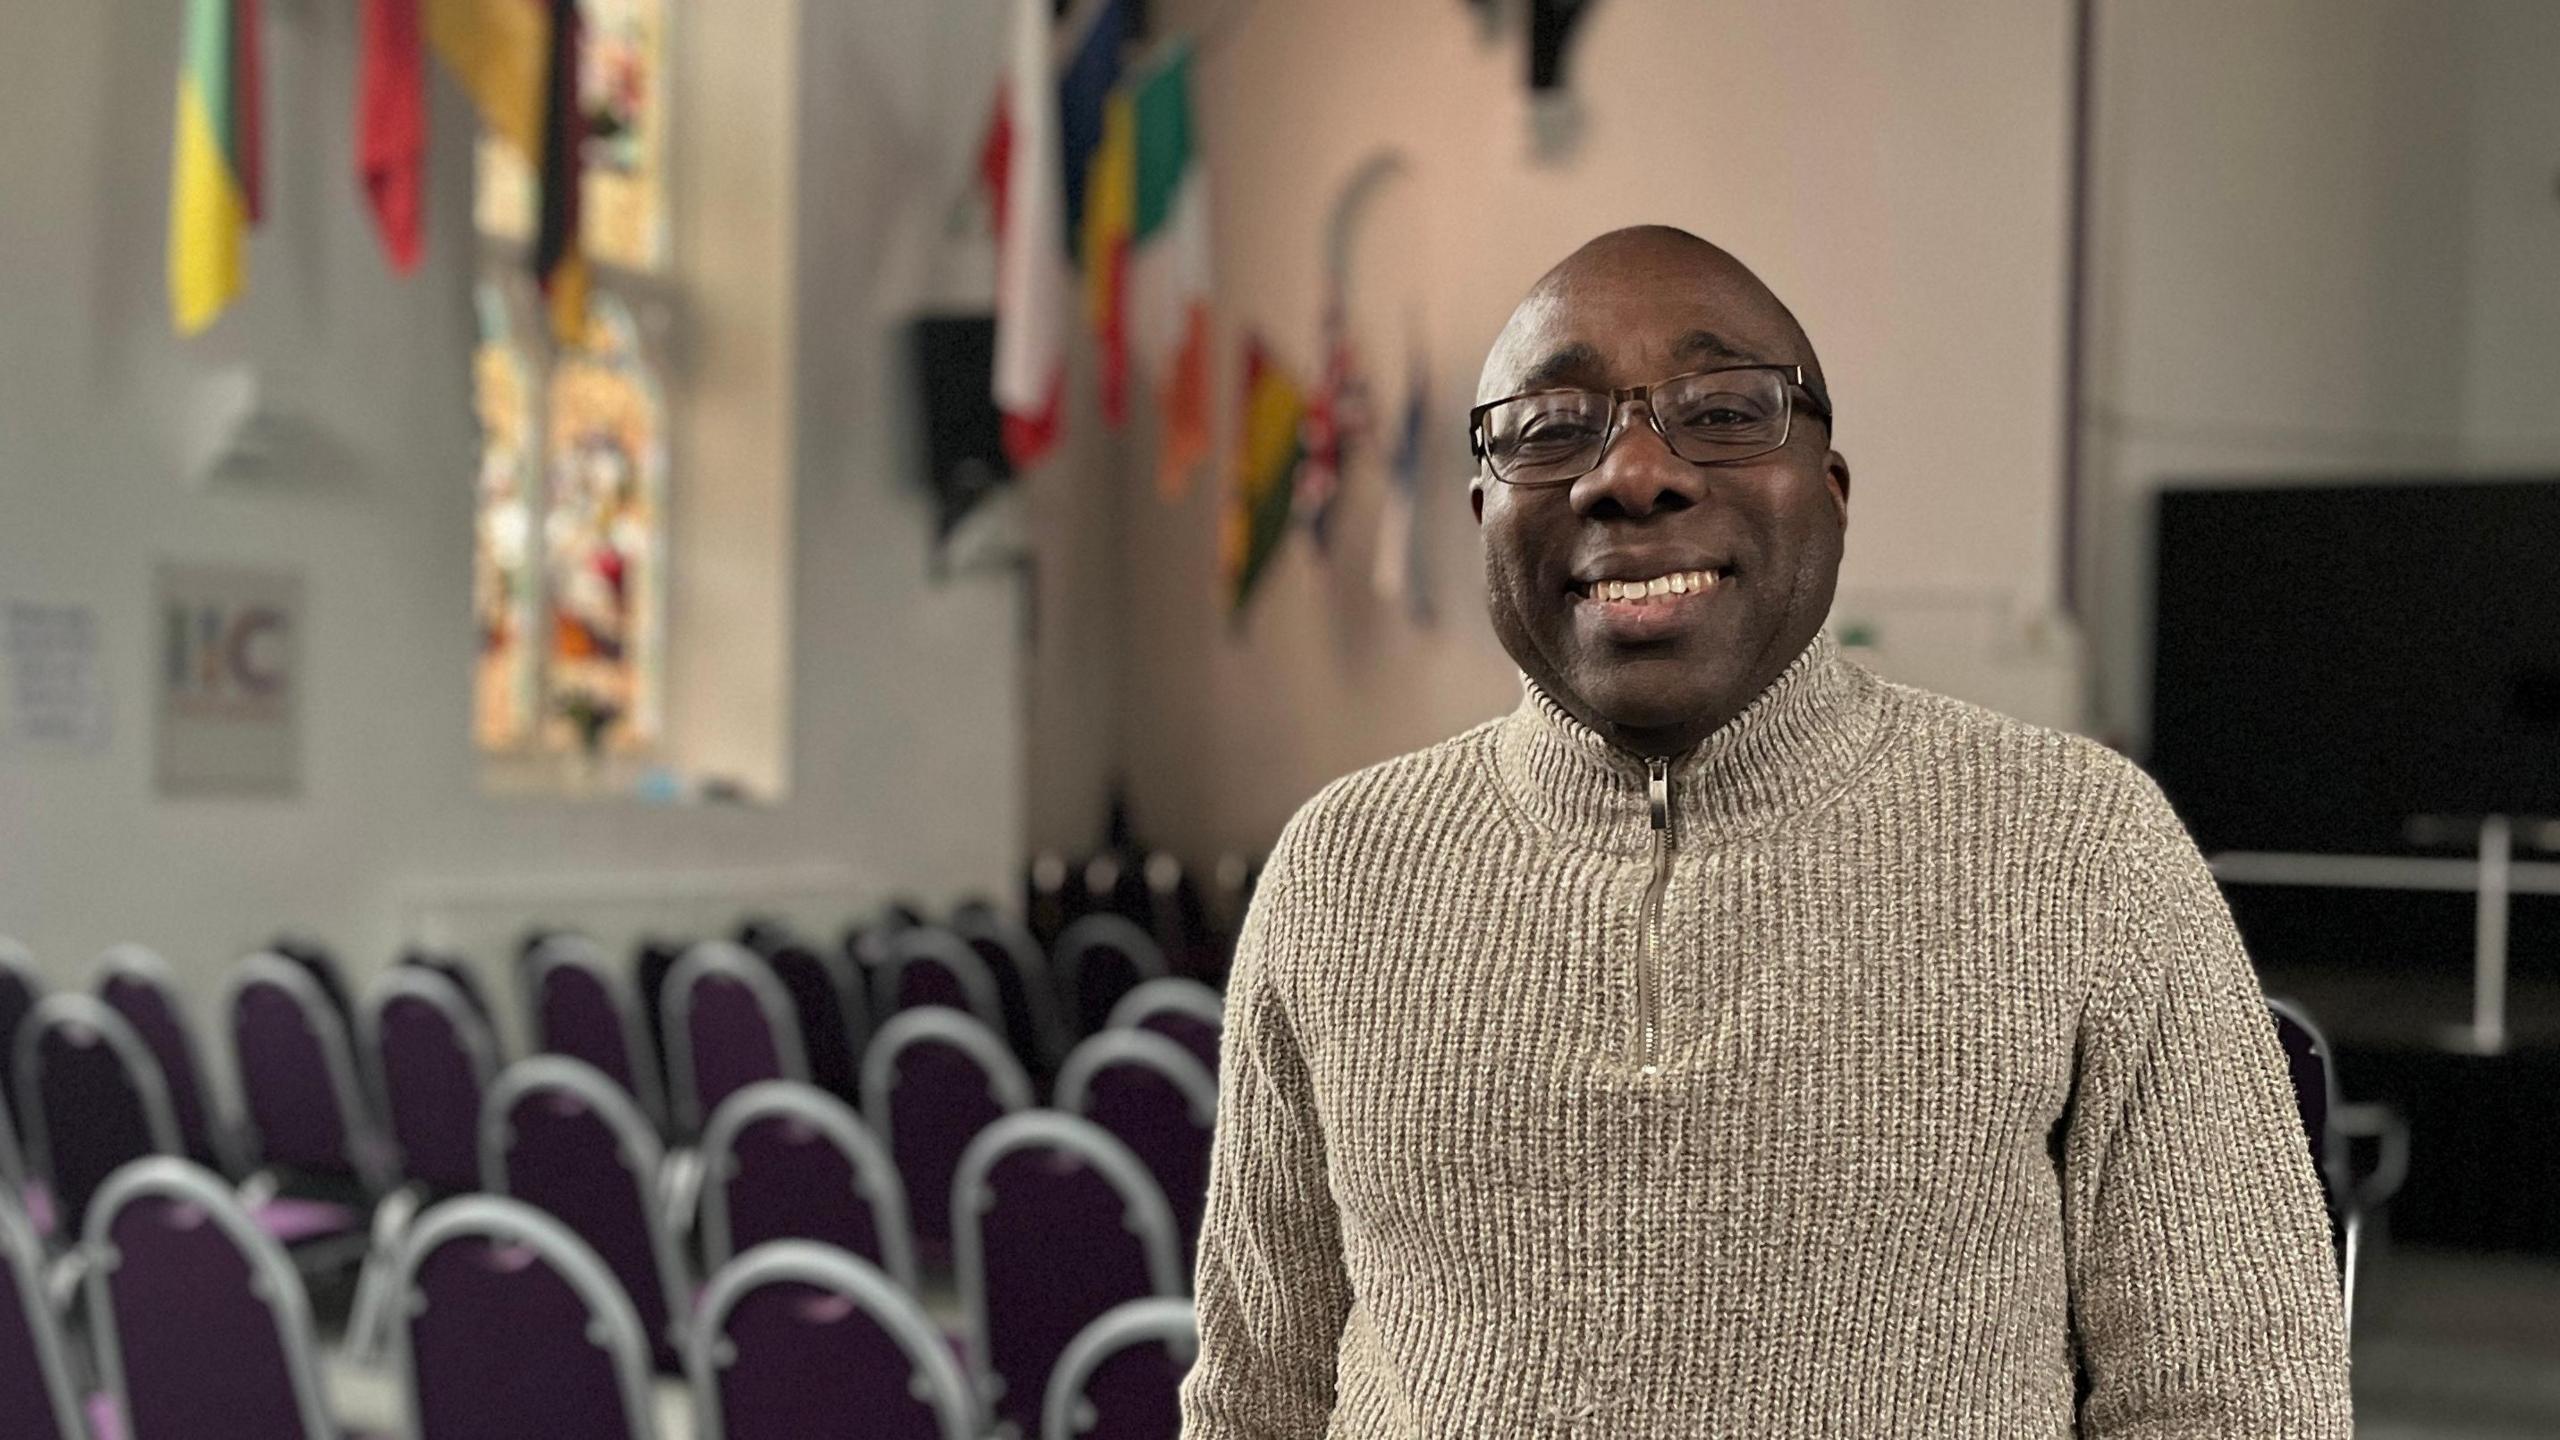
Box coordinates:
[155,562,303,797]
[3,601,111,752]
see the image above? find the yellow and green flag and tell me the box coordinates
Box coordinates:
[168,0,264,335]
[1224,336,1306,617]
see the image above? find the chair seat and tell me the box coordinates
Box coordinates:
[253,1197,361,1245]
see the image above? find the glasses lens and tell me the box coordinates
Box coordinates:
[1482,390,1611,485]
[1652,369,1789,461]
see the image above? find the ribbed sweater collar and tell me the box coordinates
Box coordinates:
[1493,629,1889,854]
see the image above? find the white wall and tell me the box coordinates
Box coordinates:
[2078,0,2560,748]
[0,0,1024,1021]
[1079,0,2079,860]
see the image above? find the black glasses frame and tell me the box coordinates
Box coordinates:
[1468,363,1834,488]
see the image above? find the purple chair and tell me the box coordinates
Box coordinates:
[1107,978,1224,1077]
[760,943,866,1108]
[363,967,500,1197]
[879,929,1007,1038]
[861,1010,1031,1266]
[398,950,494,1031]
[0,1195,84,1440]
[1052,916,1168,1041]
[1055,1032,1217,1271]
[82,1158,336,1440]
[663,943,807,1139]
[222,952,393,1199]
[484,1057,691,1372]
[952,913,1066,1073]
[15,996,180,1238]
[699,1081,914,1287]
[2268,996,2407,1343]
[954,1113,1183,1438]
[529,936,669,1134]
[688,1242,977,1440]
[94,945,232,1174]
[1041,1298,1197,1440]
[395,1195,659,1440]
[0,940,43,1150]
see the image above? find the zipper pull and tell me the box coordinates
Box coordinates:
[1648,756,1673,838]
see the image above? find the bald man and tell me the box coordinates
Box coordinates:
[1177,228,2351,1437]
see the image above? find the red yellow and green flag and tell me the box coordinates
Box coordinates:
[1224,336,1306,617]
[168,0,264,335]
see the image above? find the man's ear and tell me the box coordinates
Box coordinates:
[1825,451,1851,529]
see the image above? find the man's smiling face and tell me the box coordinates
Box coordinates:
[1473,227,1852,757]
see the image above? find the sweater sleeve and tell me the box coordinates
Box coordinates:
[2062,801,2354,1438]
[1178,832,1354,1439]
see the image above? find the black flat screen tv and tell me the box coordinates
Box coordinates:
[2148,478,2560,856]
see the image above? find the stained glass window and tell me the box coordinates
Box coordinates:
[470,0,668,273]
[470,0,674,770]
[472,281,540,750]
[540,291,665,754]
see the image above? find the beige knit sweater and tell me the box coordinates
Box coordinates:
[1178,630,2352,1438]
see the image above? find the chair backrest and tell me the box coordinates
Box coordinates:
[529,935,669,1133]
[1107,977,1224,1075]
[1055,1031,1217,1267]
[0,1195,83,1440]
[399,949,495,1029]
[364,967,501,1196]
[83,1158,334,1440]
[1053,915,1169,1040]
[952,913,1065,1071]
[0,941,44,1150]
[396,1195,659,1440]
[861,1010,1033,1255]
[222,952,388,1192]
[1042,1297,1198,1440]
[954,1112,1183,1438]
[689,1242,978,1440]
[760,943,865,1106]
[2267,998,2345,1227]
[663,942,808,1138]
[16,996,181,1235]
[92,946,229,1173]
[879,928,1008,1038]
[484,1056,690,1369]
[699,1081,914,1287]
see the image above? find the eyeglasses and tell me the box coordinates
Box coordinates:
[1469,363,1833,488]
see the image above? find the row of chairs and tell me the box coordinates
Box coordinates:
[4,1157,1194,1439]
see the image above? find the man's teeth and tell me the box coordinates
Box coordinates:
[1588,570,1719,601]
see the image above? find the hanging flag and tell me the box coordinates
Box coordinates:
[1293,294,1363,552]
[424,0,548,160]
[1058,0,1128,258]
[534,0,587,343]
[1130,43,1212,500]
[357,0,427,273]
[982,0,1069,468]
[1225,336,1306,617]
[1374,352,1434,622]
[168,0,264,335]
[1081,86,1137,426]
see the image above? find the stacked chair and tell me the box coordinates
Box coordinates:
[0,878,1247,1438]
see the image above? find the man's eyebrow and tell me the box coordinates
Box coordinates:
[1673,329,1768,367]
[1512,342,1608,393]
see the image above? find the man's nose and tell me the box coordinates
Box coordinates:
[1569,397,1706,519]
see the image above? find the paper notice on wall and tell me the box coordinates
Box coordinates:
[2,601,111,752]
[155,563,303,797]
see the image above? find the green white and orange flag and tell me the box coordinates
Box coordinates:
[1130,42,1213,501]
[1224,336,1305,617]
[168,0,264,335]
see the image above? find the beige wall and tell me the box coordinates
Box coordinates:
[1066,0,2080,860]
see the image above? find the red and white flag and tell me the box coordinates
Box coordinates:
[981,0,1069,469]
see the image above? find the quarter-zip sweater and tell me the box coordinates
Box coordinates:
[1179,630,2352,1438]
